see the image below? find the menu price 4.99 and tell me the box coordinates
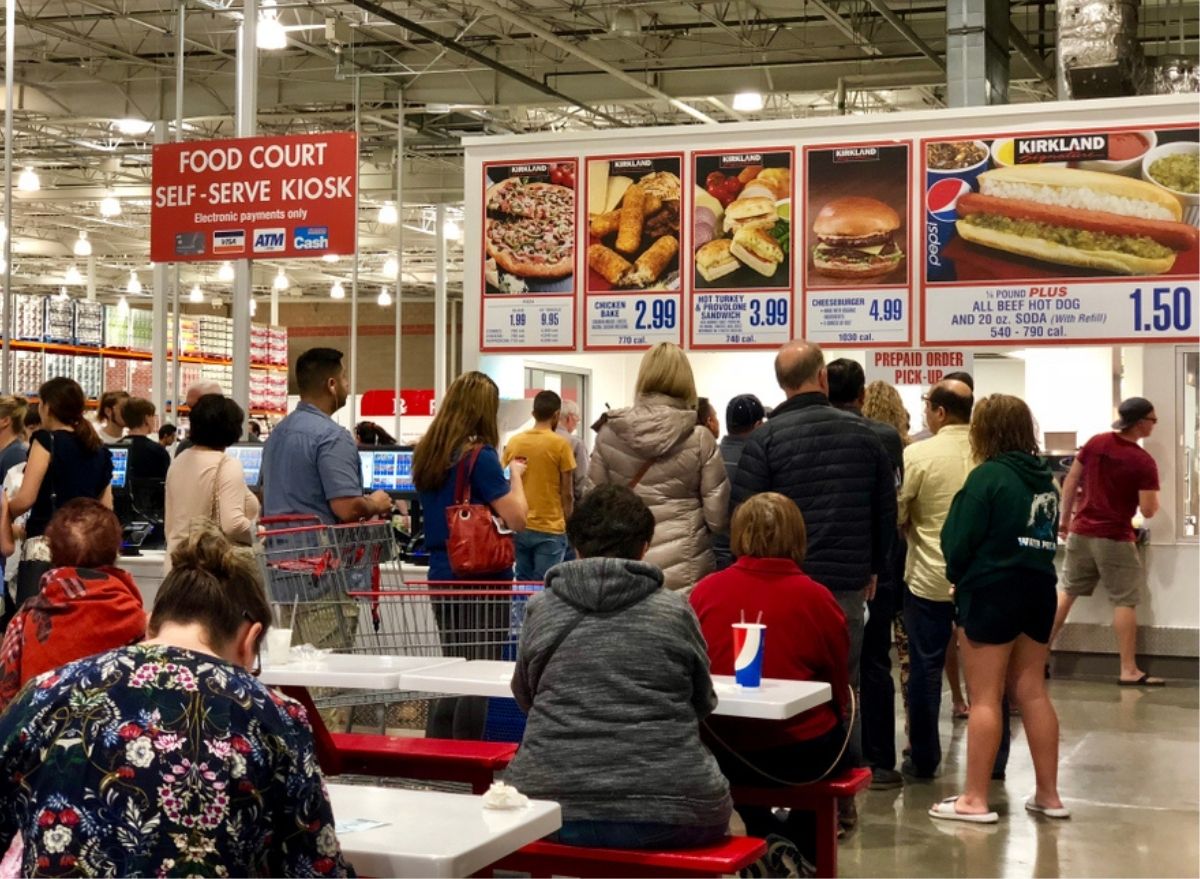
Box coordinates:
[806,291,910,346]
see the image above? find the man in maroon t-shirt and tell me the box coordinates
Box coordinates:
[1051,397,1163,686]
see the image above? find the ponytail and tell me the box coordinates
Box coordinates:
[73,415,102,454]
[37,377,102,454]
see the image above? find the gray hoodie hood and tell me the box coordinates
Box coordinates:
[602,393,698,458]
[545,558,663,613]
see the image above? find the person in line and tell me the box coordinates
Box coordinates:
[932,394,1066,824]
[354,421,396,446]
[909,370,974,442]
[827,359,905,791]
[502,390,575,583]
[690,492,850,870]
[20,408,40,444]
[6,378,113,608]
[733,341,896,818]
[414,370,527,738]
[1051,396,1163,686]
[590,343,729,592]
[556,399,588,510]
[697,397,720,439]
[165,394,260,566]
[121,397,171,483]
[0,499,145,712]
[96,390,129,445]
[174,380,223,457]
[247,420,264,442]
[0,397,27,485]
[896,379,974,780]
[158,422,177,449]
[0,523,352,876]
[507,484,732,849]
[712,393,765,571]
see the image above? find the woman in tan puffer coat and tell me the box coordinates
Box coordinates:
[589,343,730,592]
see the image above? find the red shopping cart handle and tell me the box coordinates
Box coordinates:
[259,515,325,528]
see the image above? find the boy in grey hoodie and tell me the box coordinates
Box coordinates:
[506,484,733,849]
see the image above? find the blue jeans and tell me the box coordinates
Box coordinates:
[833,590,866,768]
[515,530,567,583]
[552,820,728,850]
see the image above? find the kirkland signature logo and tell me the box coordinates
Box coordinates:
[293,226,330,251]
[213,229,246,254]
[253,228,287,253]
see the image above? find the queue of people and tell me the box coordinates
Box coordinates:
[0,337,1167,877]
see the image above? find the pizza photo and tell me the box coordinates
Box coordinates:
[483,161,577,295]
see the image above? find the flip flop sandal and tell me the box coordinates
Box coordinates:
[928,796,999,824]
[1118,673,1165,687]
[1025,798,1071,819]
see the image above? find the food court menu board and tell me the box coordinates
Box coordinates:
[584,154,684,349]
[802,142,912,347]
[921,123,1200,345]
[480,159,577,350]
[690,148,794,349]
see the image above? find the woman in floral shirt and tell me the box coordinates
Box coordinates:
[0,523,352,878]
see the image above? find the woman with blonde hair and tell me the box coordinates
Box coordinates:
[690,492,850,865]
[863,380,912,446]
[931,395,1065,824]
[590,343,729,591]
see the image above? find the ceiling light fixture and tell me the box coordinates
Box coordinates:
[249,298,258,316]
[64,265,83,285]
[18,167,40,192]
[321,253,339,264]
[377,286,392,307]
[273,267,289,290]
[257,0,289,50]
[114,118,154,136]
[382,256,399,278]
[57,286,70,302]
[609,8,641,37]
[330,280,345,300]
[443,220,462,242]
[127,270,142,295]
[73,230,92,257]
[377,202,399,225]
[732,91,765,112]
[116,295,129,315]
[189,282,204,303]
[99,196,122,218]
[217,261,235,282]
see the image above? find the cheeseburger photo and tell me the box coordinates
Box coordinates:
[811,196,905,280]
[955,166,1198,275]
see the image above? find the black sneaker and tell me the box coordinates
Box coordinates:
[869,767,904,790]
[901,757,937,780]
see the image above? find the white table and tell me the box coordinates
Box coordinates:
[399,660,832,720]
[259,653,465,689]
[327,783,561,878]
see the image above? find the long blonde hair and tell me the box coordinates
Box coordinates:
[863,380,911,446]
[412,371,500,492]
[635,343,697,407]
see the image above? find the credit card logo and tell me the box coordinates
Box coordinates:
[253,228,287,253]
[174,231,205,256]
[294,226,330,251]
[213,229,246,254]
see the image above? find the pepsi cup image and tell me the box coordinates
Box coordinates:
[732,622,766,688]
[925,139,990,281]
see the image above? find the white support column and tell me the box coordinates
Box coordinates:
[151,120,169,418]
[392,99,404,440]
[270,284,279,325]
[434,203,447,403]
[448,299,457,380]
[349,75,360,423]
[2,0,14,392]
[86,256,97,301]
[170,0,185,417]
[231,0,257,417]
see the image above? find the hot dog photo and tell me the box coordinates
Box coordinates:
[692,149,792,290]
[585,155,682,292]
[924,127,1200,282]
[804,143,909,288]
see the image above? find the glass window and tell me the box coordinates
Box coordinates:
[1180,349,1199,540]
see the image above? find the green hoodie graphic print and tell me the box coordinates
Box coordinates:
[941,451,1060,594]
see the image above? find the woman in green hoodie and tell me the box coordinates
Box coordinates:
[931,395,1068,825]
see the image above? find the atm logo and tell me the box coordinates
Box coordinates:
[253,228,287,253]
[213,229,246,254]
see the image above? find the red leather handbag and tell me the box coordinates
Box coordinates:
[445,445,515,576]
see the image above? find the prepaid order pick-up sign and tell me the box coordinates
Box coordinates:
[151,132,357,263]
[866,349,974,387]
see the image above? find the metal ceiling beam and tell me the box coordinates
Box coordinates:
[341,0,628,127]
[1007,21,1055,90]
[862,0,946,70]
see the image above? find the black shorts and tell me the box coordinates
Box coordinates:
[955,576,1057,645]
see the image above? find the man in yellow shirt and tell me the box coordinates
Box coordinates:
[898,379,973,779]
[502,390,577,583]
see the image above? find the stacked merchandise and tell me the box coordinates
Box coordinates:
[179,364,203,392]
[199,363,232,392]
[199,315,233,360]
[44,298,75,344]
[72,355,103,399]
[104,305,131,349]
[9,351,44,396]
[167,315,203,357]
[268,327,288,366]
[74,300,105,347]
[104,358,130,394]
[248,371,288,413]
[128,361,153,399]
[14,295,45,342]
[44,353,74,385]
[250,323,271,364]
[129,308,153,353]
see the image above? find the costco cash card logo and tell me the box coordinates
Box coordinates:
[294,226,330,251]
[253,228,287,253]
[213,229,246,254]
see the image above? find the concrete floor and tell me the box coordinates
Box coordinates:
[839,678,1199,878]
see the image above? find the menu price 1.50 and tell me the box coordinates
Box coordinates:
[1129,286,1193,333]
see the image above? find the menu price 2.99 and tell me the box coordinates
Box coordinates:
[585,292,679,349]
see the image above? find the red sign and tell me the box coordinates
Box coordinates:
[360,389,436,418]
[150,132,357,263]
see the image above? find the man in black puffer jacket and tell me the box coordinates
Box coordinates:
[733,341,898,782]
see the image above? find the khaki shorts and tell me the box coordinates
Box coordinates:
[1062,533,1145,607]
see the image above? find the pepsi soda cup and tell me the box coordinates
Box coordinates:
[732,622,766,688]
[925,139,990,282]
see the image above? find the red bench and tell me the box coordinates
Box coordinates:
[492,835,767,878]
[730,767,872,878]
[331,733,518,793]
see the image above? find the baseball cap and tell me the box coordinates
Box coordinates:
[726,394,766,433]
[1112,397,1155,430]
